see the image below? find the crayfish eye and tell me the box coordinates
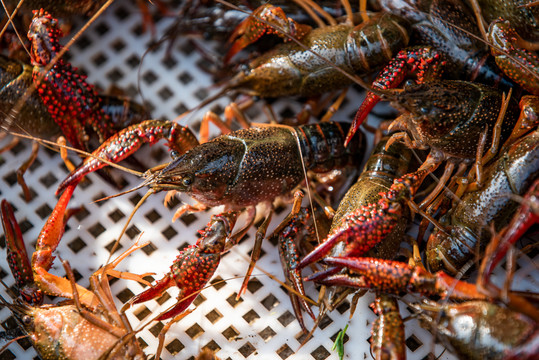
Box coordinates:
[22,315,32,325]
[170,151,180,160]
[182,177,192,186]
[419,106,430,115]
[403,79,416,89]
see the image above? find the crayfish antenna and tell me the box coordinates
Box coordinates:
[105,188,155,265]
[92,177,154,203]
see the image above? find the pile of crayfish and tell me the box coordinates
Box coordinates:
[0,0,538,359]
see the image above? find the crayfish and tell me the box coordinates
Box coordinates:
[0,9,148,201]
[54,117,365,334]
[1,0,538,359]
[0,199,149,359]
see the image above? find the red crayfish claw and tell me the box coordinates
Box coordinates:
[297,169,429,270]
[126,211,239,321]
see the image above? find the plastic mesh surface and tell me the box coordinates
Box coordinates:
[0,2,537,360]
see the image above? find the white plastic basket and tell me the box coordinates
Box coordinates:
[0,1,536,359]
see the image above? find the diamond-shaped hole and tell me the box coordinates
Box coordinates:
[186,323,203,339]
[179,42,194,55]
[156,291,171,305]
[18,219,32,235]
[111,39,126,52]
[336,301,350,314]
[92,52,108,66]
[116,288,135,303]
[210,276,226,290]
[330,329,349,345]
[105,240,122,254]
[106,68,124,82]
[193,293,206,306]
[142,242,157,255]
[194,88,208,100]
[318,314,333,330]
[95,22,110,35]
[180,213,197,226]
[68,237,86,253]
[203,340,220,352]
[36,203,52,219]
[162,226,177,240]
[0,349,16,359]
[3,171,17,186]
[39,172,57,188]
[162,56,178,69]
[277,344,293,359]
[259,326,276,342]
[206,309,222,324]
[261,294,279,310]
[149,322,164,337]
[246,278,263,294]
[158,86,173,101]
[238,342,256,358]
[108,209,124,222]
[126,225,140,239]
[222,326,239,341]
[406,334,423,351]
[226,293,243,307]
[114,6,129,20]
[88,222,106,238]
[277,310,295,327]
[134,307,150,321]
[243,309,259,324]
[92,192,107,206]
[75,35,91,50]
[143,70,158,84]
[126,54,140,68]
[74,206,89,221]
[174,102,188,116]
[137,337,148,350]
[165,339,184,355]
[145,209,161,223]
[311,346,331,360]
[178,72,193,84]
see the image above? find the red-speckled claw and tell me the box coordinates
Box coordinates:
[1,200,43,305]
[298,169,429,269]
[56,119,199,195]
[345,46,444,146]
[225,4,311,64]
[129,212,238,321]
[316,257,486,301]
[28,9,113,151]
[488,19,539,95]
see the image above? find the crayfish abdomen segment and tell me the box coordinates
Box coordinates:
[427,130,539,273]
[227,14,409,98]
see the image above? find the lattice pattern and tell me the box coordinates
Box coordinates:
[0,2,537,360]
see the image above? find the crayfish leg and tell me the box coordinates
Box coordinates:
[237,207,272,300]
[371,294,405,360]
[15,141,39,202]
[270,198,318,330]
